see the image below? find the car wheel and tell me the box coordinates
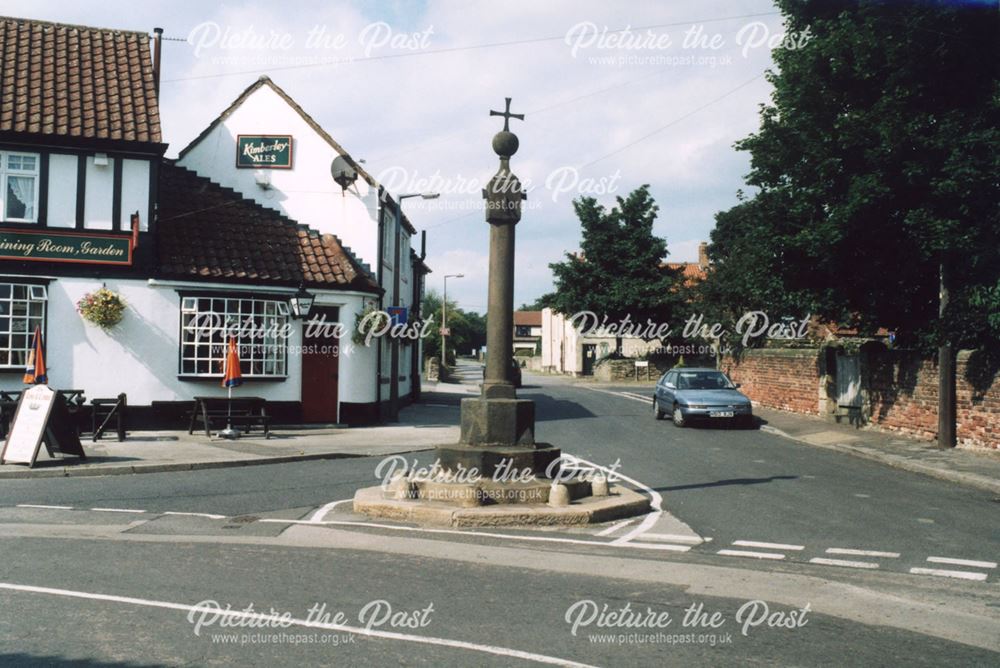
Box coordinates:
[653,397,665,420]
[672,405,686,427]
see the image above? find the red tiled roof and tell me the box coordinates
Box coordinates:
[514,311,542,327]
[666,262,707,286]
[157,162,379,292]
[0,16,161,144]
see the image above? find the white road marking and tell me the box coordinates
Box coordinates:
[0,582,596,668]
[926,557,997,569]
[732,540,804,551]
[260,518,643,549]
[594,518,635,536]
[162,512,227,520]
[853,494,870,498]
[809,558,879,570]
[16,504,73,510]
[826,548,900,558]
[909,567,988,582]
[308,499,353,524]
[717,549,785,560]
[90,508,146,514]
[634,533,706,545]
[614,542,691,552]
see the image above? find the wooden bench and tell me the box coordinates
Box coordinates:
[188,396,271,438]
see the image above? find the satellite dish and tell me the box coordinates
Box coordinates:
[331,155,358,192]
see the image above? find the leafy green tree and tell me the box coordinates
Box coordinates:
[544,185,686,353]
[701,0,1000,444]
[420,290,486,365]
[518,298,549,311]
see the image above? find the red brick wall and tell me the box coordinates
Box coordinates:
[869,350,1000,449]
[722,349,821,415]
[867,352,939,441]
[725,347,999,450]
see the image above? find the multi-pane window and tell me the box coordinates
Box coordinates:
[1,152,40,222]
[0,283,47,368]
[180,297,289,377]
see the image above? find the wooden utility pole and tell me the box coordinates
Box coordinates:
[938,257,956,448]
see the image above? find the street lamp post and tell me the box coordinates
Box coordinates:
[442,273,464,379]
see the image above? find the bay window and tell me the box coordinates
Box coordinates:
[180,296,289,378]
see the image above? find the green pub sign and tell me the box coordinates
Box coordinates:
[0,228,133,266]
[236,135,294,169]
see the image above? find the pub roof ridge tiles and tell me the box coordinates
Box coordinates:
[0,15,162,145]
[157,162,380,294]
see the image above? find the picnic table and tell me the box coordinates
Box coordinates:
[188,396,271,438]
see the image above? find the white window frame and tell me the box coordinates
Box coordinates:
[179,296,290,378]
[0,151,41,223]
[0,282,47,369]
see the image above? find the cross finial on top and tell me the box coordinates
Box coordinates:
[490,97,525,132]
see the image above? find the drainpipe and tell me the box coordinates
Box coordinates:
[152,28,163,98]
[375,187,385,422]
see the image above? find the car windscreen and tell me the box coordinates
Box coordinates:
[676,372,733,390]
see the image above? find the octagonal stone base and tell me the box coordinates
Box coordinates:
[353,484,651,527]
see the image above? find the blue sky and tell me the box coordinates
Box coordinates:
[1,0,786,313]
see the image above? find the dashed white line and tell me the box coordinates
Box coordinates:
[16,504,73,510]
[617,542,691,552]
[0,582,597,668]
[909,567,988,582]
[732,540,804,551]
[926,557,997,569]
[635,533,706,545]
[809,557,879,570]
[717,549,785,560]
[90,508,146,514]
[826,548,900,558]
[162,511,227,520]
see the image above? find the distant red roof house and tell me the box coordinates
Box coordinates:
[664,242,710,287]
[0,16,162,146]
[157,162,379,292]
[514,311,542,327]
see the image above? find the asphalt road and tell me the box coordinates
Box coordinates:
[0,366,997,666]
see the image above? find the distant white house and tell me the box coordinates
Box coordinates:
[541,245,709,376]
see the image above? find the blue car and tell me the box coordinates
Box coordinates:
[653,367,753,428]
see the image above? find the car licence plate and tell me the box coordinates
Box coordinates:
[709,411,735,418]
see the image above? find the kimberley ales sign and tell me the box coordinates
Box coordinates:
[236,135,294,169]
[0,228,133,266]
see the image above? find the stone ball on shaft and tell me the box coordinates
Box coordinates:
[492,130,519,157]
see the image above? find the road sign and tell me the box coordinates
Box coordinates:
[439,327,451,336]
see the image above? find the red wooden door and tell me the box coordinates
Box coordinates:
[300,306,339,423]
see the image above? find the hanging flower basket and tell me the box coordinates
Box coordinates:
[353,302,390,346]
[77,287,127,329]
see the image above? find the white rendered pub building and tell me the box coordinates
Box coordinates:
[0,16,429,426]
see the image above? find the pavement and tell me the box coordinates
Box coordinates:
[3,370,998,498]
[0,386,467,479]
